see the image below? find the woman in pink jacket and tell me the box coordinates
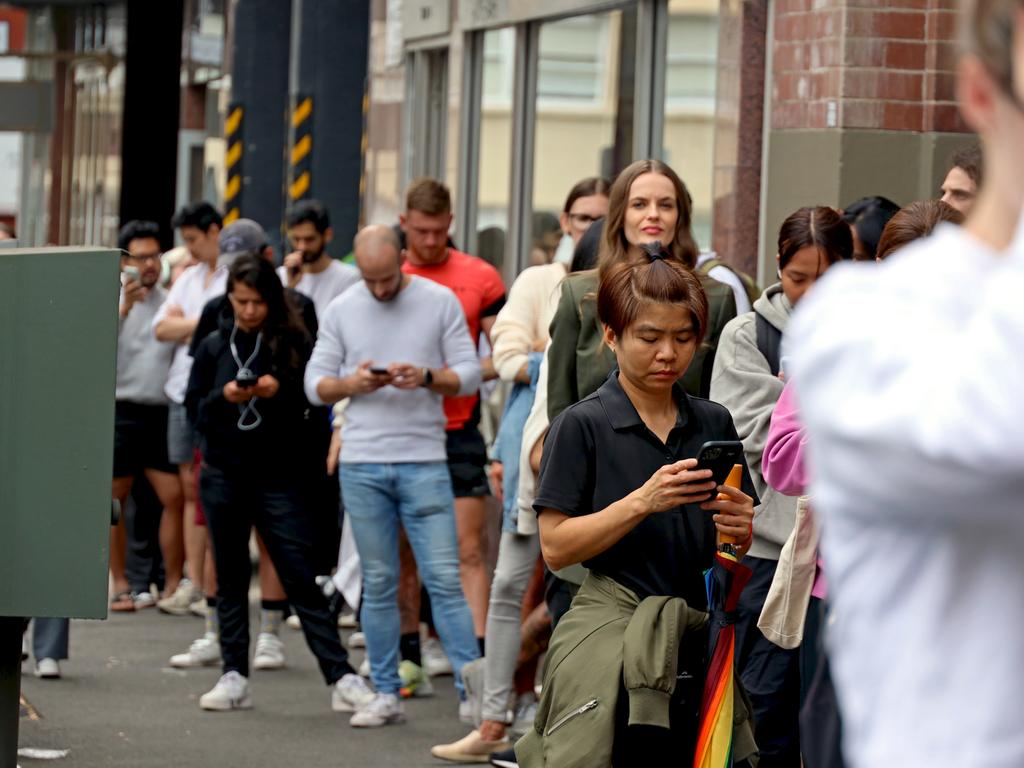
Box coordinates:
[763,380,842,768]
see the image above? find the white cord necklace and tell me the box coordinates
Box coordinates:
[229,323,263,431]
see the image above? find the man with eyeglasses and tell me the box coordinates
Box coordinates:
[112,220,185,614]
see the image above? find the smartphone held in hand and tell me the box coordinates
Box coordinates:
[694,440,745,499]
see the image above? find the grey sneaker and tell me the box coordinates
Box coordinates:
[510,693,538,737]
[199,671,252,711]
[349,693,404,727]
[460,657,486,727]
[332,672,375,713]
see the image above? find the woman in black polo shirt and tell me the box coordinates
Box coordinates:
[519,254,756,766]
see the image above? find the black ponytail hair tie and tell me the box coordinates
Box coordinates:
[640,241,670,263]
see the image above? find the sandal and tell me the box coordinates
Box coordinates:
[110,590,136,612]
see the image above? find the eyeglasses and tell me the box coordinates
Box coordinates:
[124,252,162,263]
[567,213,600,232]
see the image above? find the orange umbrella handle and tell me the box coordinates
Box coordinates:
[717,464,744,547]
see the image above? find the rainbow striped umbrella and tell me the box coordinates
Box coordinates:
[694,466,753,768]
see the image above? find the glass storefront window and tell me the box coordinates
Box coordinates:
[475,27,515,272]
[662,0,719,251]
[445,32,462,202]
[530,10,633,271]
[363,0,406,229]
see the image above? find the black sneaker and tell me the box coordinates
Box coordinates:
[490,747,518,768]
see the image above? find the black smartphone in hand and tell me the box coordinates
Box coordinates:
[369,367,390,376]
[235,368,258,389]
[694,440,745,500]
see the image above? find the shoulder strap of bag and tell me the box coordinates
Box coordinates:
[756,312,782,377]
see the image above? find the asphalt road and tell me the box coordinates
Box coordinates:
[18,607,470,767]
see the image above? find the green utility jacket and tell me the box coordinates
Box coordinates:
[546,270,738,421]
[515,572,758,768]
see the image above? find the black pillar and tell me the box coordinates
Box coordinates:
[0,618,23,768]
[118,0,184,248]
[289,0,370,257]
[230,0,292,257]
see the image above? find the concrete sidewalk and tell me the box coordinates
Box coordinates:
[18,608,469,767]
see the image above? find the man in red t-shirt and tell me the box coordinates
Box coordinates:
[400,178,506,654]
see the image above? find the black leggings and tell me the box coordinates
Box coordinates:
[200,464,354,682]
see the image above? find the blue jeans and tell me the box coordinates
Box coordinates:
[340,461,480,696]
[493,352,542,532]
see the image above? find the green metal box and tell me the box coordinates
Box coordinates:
[0,247,119,619]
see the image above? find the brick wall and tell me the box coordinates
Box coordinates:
[771,0,968,133]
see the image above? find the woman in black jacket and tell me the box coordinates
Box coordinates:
[185,255,371,713]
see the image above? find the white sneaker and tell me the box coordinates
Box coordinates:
[459,699,474,725]
[348,630,366,648]
[285,614,302,630]
[157,578,197,616]
[199,671,252,711]
[133,590,157,609]
[422,637,453,677]
[34,658,60,679]
[349,693,404,727]
[332,672,375,713]
[253,633,286,670]
[170,633,220,668]
[188,598,207,618]
[358,657,371,678]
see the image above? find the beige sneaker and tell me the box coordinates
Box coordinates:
[157,579,198,616]
[430,730,511,763]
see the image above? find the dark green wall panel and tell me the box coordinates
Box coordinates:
[0,247,119,619]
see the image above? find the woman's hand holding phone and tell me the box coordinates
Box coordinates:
[633,459,717,515]
[253,374,279,399]
[701,484,754,553]
[223,380,251,404]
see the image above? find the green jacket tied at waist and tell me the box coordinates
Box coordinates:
[515,571,758,767]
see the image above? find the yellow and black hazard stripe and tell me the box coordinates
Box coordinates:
[224,103,243,226]
[290,95,313,202]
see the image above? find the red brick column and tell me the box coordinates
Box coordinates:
[711,0,769,277]
[771,0,968,133]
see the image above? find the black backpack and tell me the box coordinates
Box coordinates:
[756,313,782,377]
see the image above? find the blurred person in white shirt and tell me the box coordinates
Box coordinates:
[787,3,1024,767]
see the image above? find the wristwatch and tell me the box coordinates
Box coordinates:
[421,367,433,387]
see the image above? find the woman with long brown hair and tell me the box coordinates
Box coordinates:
[546,159,738,421]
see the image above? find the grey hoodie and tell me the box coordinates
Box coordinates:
[710,283,798,560]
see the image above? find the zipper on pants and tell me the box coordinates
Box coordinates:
[546,698,599,736]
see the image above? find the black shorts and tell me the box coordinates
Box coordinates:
[446,424,489,498]
[114,401,177,478]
